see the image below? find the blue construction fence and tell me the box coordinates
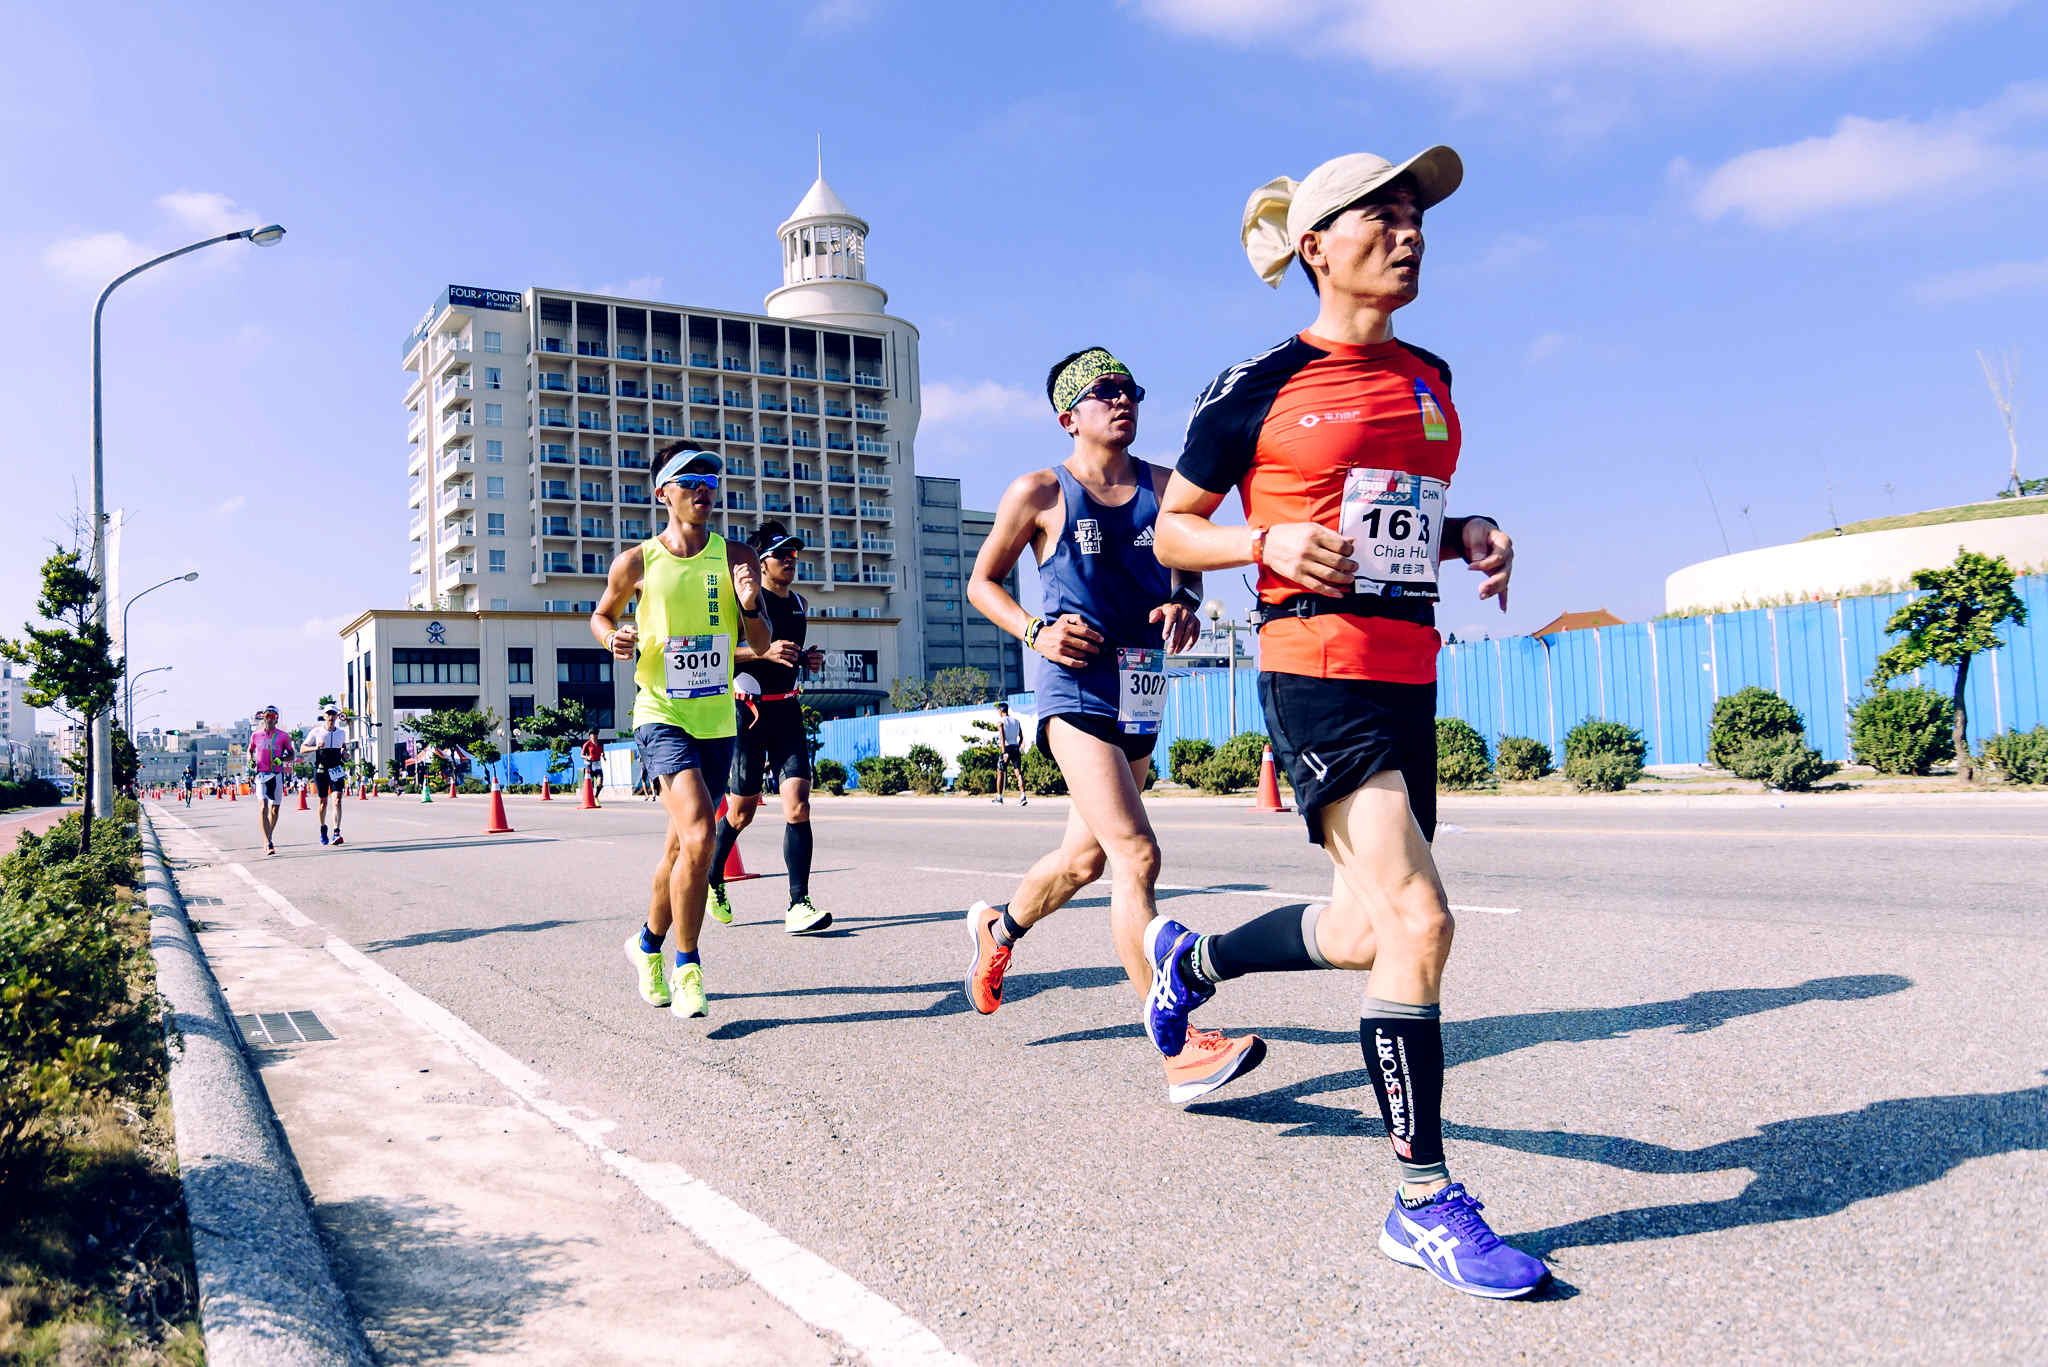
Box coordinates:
[819,574,2047,779]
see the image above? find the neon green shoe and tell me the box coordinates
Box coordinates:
[785,897,832,935]
[671,962,708,1018]
[707,882,734,926]
[624,938,671,1008]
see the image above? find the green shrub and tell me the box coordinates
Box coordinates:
[0,817,160,1177]
[851,754,913,795]
[1564,717,1647,767]
[1981,726,2048,785]
[1193,747,1258,794]
[1436,718,1492,788]
[1216,732,1270,775]
[1167,738,1215,785]
[1021,747,1067,796]
[813,758,847,796]
[0,777,63,811]
[1730,735,1839,791]
[1708,687,1806,770]
[1496,735,1552,781]
[1848,687,1954,775]
[1565,751,1640,792]
[905,744,948,795]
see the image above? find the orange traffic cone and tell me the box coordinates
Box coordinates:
[713,799,760,882]
[579,775,599,809]
[1250,744,1292,813]
[445,776,457,799]
[484,780,514,834]
[297,784,309,811]
[540,777,552,800]
[360,781,369,801]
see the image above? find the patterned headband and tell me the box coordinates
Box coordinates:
[1051,348,1135,413]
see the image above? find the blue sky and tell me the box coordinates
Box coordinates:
[5,0,2045,731]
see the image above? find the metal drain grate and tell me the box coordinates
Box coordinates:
[236,1010,336,1044]
[182,896,223,906]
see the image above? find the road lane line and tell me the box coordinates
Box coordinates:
[1434,826,2047,841]
[912,866,1520,915]
[223,861,969,1367]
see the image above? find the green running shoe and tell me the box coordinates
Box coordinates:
[707,881,734,925]
[785,897,832,935]
[624,938,671,1007]
[671,962,708,1018]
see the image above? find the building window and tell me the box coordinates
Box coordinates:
[482,330,503,353]
[390,648,480,685]
[509,694,535,719]
[484,403,504,426]
[556,651,612,684]
[490,597,509,610]
[508,647,533,684]
[486,477,505,499]
[484,367,503,390]
[486,440,504,463]
[487,513,505,536]
[488,550,507,573]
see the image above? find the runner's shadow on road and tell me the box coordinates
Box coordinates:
[706,965,1128,1039]
[316,1193,587,1361]
[360,918,590,953]
[1445,1081,2048,1258]
[1186,975,1914,1138]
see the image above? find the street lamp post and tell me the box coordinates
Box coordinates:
[91,225,285,818]
[1202,599,1243,735]
[119,569,198,743]
[126,665,172,741]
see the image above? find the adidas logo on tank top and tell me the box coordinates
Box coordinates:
[1133,526,1154,548]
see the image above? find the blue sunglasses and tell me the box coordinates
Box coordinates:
[662,472,720,492]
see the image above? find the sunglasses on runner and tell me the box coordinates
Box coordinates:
[662,472,720,492]
[1077,378,1144,407]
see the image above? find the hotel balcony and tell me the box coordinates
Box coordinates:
[579,519,611,539]
[577,414,610,431]
[651,347,680,365]
[762,462,790,479]
[856,438,890,455]
[722,356,750,372]
[758,395,788,413]
[578,483,610,502]
[860,569,895,586]
[688,352,712,367]
[618,451,652,470]
[539,481,573,500]
[826,466,853,484]
[409,546,429,574]
[436,449,474,478]
[792,463,818,481]
[408,479,427,507]
[791,363,817,379]
[791,398,818,415]
[444,485,475,510]
[407,411,426,442]
[825,436,853,452]
[576,340,608,358]
[854,372,884,388]
[540,517,572,536]
[650,383,678,401]
[855,404,886,422]
[408,515,427,541]
[859,504,893,521]
[832,565,856,583]
[443,409,474,432]
[618,417,649,434]
[544,553,574,573]
[538,409,570,428]
[436,374,473,407]
[828,501,854,517]
[438,520,476,550]
[577,377,609,395]
[723,390,749,408]
[758,360,784,376]
[692,423,719,440]
[436,335,473,360]
[689,387,715,403]
[795,564,822,583]
[860,538,896,553]
[536,337,568,354]
[724,425,752,442]
[442,557,477,584]
[858,472,892,489]
[537,374,569,392]
[577,449,611,467]
[538,443,572,464]
[617,345,644,362]
[619,487,651,505]
[649,418,678,436]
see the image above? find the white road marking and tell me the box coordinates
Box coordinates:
[913,865,1520,915]
[212,857,969,1367]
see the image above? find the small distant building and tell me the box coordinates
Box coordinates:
[1532,608,1625,637]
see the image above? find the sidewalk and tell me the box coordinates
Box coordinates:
[147,809,850,1366]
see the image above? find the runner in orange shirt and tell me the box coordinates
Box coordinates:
[1148,148,1546,1300]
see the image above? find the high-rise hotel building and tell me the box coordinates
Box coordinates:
[342,172,927,767]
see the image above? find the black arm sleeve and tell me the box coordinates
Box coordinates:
[1175,377,1259,495]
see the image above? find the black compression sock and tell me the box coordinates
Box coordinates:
[709,817,739,888]
[784,821,813,901]
[1206,903,1330,980]
[1361,999,1448,1185]
[996,909,1028,945]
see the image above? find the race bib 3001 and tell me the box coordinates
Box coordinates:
[663,634,730,699]
[1117,648,1167,734]
[1340,467,1447,599]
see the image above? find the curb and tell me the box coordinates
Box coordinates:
[140,811,375,1367]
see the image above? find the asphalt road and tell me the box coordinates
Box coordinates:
[170,788,2048,1365]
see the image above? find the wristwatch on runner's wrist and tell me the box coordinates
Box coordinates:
[1170,587,1201,612]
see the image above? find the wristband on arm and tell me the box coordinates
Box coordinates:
[1248,525,1268,568]
[1022,616,1045,651]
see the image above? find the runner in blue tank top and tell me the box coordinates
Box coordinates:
[963,346,1268,1104]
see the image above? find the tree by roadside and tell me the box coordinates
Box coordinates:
[887,676,930,711]
[930,666,993,708]
[1869,549,2029,782]
[514,700,592,779]
[402,708,500,781]
[1,550,122,849]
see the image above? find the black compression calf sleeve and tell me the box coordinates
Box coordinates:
[709,818,739,889]
[784,820,813,901]
[1205,903,1332,980]
[1360,999,1448,1184]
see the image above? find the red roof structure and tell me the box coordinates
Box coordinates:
[1532,608,1625,638]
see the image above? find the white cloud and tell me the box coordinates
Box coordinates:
[1133,0,2011,78]
[42,231,149,282]
[1912,259,2048,304]
[158,190,247,236]
[214,495,247,516]
[1475,232,1546,272]
[922,380,1042,426]
[594,274,665,300]
[1688,81,2048,227]
[808,0,877,29]
[1526,331,1569,363]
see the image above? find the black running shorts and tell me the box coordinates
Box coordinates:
[1037,711,1159,763]
[1259,672,1437,845]
[728,697,812,798]
[314,766,345,799]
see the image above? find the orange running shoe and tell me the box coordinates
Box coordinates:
[964,900,1012,1014]
[1164,1027,1268,1104]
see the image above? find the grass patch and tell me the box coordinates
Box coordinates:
[1799,496,2048,541]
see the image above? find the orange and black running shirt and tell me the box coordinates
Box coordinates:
[1176,331,1460,684]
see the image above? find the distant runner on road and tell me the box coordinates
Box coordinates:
[593,446,772,1020]
[708,520,831,936]
[301,706,348,847]
[582,730,606,803]
[248,705,294,857]
[1148,148,1546,1299]
[961,345,1267,1104]
[991,702,1028,807]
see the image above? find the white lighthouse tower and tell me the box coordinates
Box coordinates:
[763,156,926,680]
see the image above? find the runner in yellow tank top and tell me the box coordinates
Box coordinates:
[592,447,771,1019]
